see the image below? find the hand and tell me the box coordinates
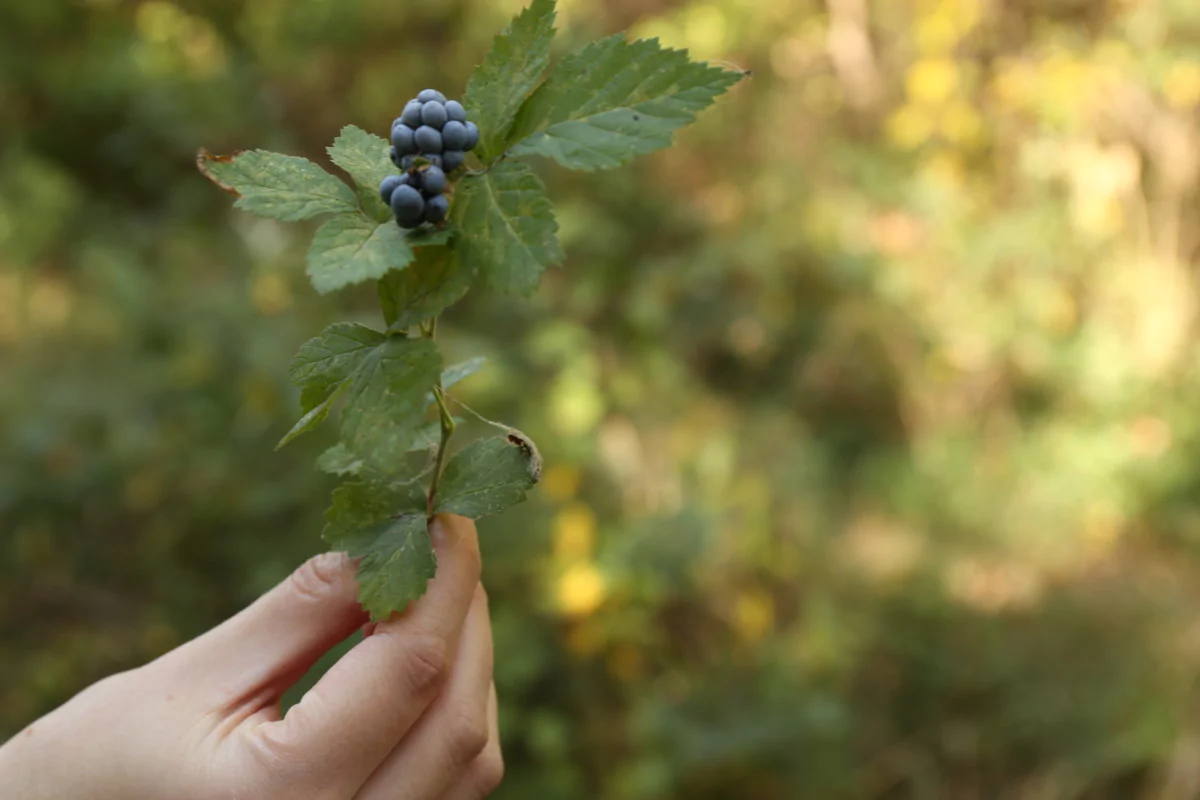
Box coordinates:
[0,514,503,800]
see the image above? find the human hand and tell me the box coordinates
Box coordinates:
[0,514,502,800]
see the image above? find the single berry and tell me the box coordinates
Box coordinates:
[445,100,467,123]
[422,154,443,168]
[390,184,424,227]
[391,124,417,155]
[414,125,443,154]
[442,120,468,151]
[400,100,423,128]
[400,154,416,171]
[390,146,402,168]
[379,174,405,204]
[462,121,480,151]
[441,150,465,172]
[420,165,446,196]
[417,89,446,104]
[424,194,449,224]
[420,102,448,130]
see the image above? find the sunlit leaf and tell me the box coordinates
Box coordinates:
[508,36,743,170]
[199,149,357,219]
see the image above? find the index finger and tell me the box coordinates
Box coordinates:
[245,514,481,794]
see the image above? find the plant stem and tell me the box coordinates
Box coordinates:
[419,314,455,514]
[427,383,455,514]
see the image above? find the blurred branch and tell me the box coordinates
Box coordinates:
[825,0,883,111]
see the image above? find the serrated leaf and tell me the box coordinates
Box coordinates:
[285,323,383,442]
[307,214,414,294]
[434,436,541,518]
[328,125,395,221]
[340,337,443,473]
[318,424,444,477]
[290,322,387,393]
[507,36,743,170]
[451,161,562,295]
[317,443,363,476]
[378,246,474,330]
[199,149,357,220]
[290,325,442,475]
[464,0,557,160]
[323,480,434,620]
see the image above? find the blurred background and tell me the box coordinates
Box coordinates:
[3,0,1200,797]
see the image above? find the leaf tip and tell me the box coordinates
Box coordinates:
[196,147,243,195]
[506,430,543,484]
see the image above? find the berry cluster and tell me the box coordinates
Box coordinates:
[380,89,479,229]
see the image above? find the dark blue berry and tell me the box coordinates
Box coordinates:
[390,146,402,168]
[414,125,443,154]
[422,154,443,168]
[442,120,468,151]
[424,194,449,224]
[391,124,417,155]
[420,102,448,130]
[417,89,446,104]
[400,155,415,171]
[462,122,479,151]
[420,165,446,196]
[445,100,467,123]
[379,174,405,204]
[390,184,424,227]
[400,100,423,128]
[441,150,465,172]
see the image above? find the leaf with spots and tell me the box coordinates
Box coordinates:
[434,436,541,518]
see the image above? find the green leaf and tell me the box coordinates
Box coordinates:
[451,161,562,295]
[277,381,347,449]
[318,422,446,477]
[507,36,744,170]
[443,357,487,390]
[286,322,384,443]
[340,337,443,473]
[463,0,558,160]
[307,214,414,294]
[378,246,474,330]
[317,443,363,476]
[434,436,541,518]
[199,149,357,220]
[290,322,386,393]
[405,225,455,248]
[328,125,394,221]
[323,480,434,620]
[290,325,443,474]
[424,358,486,407]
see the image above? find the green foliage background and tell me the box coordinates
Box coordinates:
[4,0,1200,797]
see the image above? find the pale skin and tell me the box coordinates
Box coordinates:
[0,514,503,800]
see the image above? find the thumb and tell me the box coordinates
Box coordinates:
[165,552,369,700]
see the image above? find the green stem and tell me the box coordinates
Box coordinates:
[420,314,455,514]
[427,383,456,514]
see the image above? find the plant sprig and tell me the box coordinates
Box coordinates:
[199,0,744,620]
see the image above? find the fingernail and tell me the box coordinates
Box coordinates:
[429,516,450,549]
